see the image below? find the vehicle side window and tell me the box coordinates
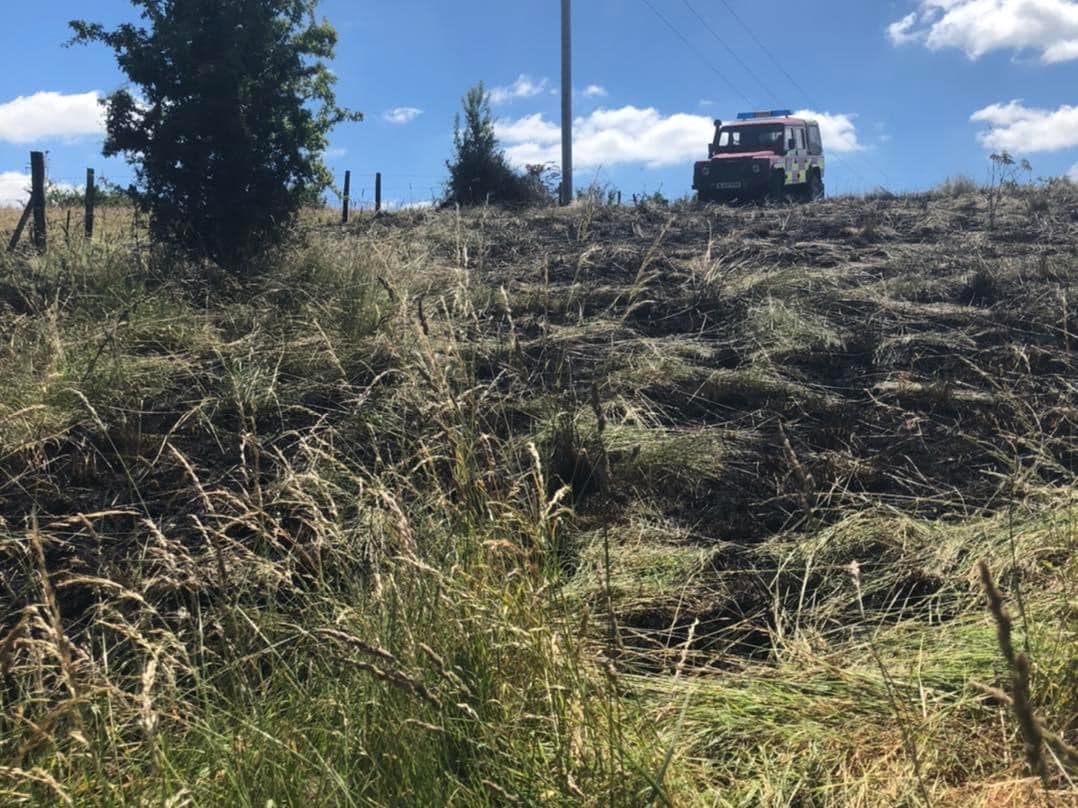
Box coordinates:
[797,128,806,150]
[761,129,782,147]
[807,125,822,155]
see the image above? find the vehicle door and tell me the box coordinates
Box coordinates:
[784,126,808,184]
[806,124,824,177]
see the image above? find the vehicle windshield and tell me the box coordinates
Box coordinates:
[714,125,784,153]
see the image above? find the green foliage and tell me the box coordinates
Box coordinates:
[445,83,554,207]
[45,177,131,208]
[575,181,621,207]
[633,189,669,208]
[521,162,562,204]
[68,0,361,271]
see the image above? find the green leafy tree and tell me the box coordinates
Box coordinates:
[69,0,361,271]
[445,83,553,207]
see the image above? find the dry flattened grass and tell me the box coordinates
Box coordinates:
[942,779,1078,807]
[0,186,1076,803]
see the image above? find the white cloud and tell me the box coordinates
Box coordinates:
[1070,161,1078,180]
[0,171,30,206]
[326,147,348,158]
[489,75,549,105]
[383,107,422,125]
[0,172,79,207]
[971,99,1036,127]
[793,109,864,152]
[581,85,608,98]
[0,91,105,143]
[498,106,711,169]
[888,12,922,45]
[496,113,561,145]
[887,1,1078,62]
[971,100,1078,151]
[496,106,864,170]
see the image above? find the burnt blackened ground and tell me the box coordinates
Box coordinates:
[2,189,1076,655]
[403,191,1078,655]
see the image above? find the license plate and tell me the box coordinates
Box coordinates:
[714,181,741,189]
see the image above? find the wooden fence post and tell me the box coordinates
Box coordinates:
[30,151,46,252]
[375,172,382,214]
[6,201,32,253]
[85,168,96,239]
[342,170,351,224]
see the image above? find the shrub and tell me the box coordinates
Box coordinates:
[68,0,361,272]
[935,175,979,197]
[633,190,669,208]
[519,162,561,205]
[986,151,1027,230]
[444,83,554,207]
[1028,190,1051,214]
[46,177,131,208]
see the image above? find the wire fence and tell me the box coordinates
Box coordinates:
[332,173,445,212]
[5,0,896,210]
[1,168,446,206]
[0,168,101,208]
[1,168,448,212]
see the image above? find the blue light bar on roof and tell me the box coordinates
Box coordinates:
[736,109,793,120]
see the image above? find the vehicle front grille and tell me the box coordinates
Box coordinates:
[706,160,751,183]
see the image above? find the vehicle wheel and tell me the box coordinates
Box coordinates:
[697,190,715,205]
[806,170,825,202]
[767,171,786,203]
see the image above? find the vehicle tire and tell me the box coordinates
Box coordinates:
[767,171,786,203]
[697,190,715,205]
[806,170,825,202]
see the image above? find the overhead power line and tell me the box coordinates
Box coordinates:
[637,0,754,108]
[640,0,888,189]
[712,0,817,107]
[679,0,779,106]
[709,0,890,187]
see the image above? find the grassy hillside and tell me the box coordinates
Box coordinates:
[1,188,1076,805]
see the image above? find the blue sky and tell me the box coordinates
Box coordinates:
[2,0,1078,207]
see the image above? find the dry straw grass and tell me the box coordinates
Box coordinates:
[0,184,1076,804]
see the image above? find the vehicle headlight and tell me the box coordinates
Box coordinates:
[701,166,710,176]
[752,164,761,174]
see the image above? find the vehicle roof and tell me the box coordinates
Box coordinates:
[725,117,813,127]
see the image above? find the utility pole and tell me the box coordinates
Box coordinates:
[560,0,573,206]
